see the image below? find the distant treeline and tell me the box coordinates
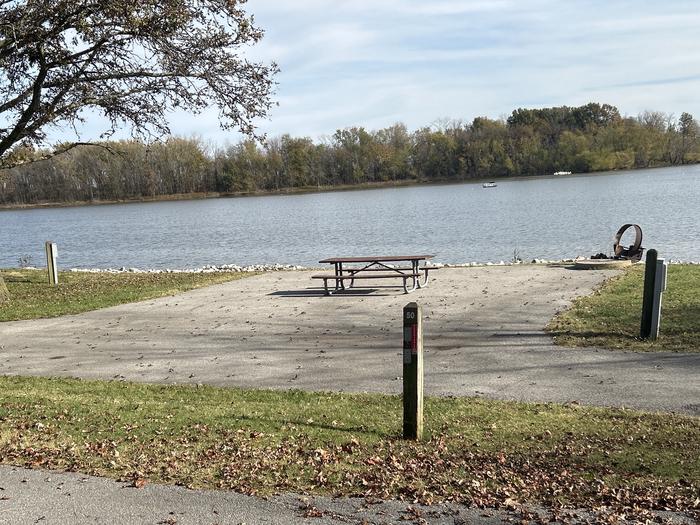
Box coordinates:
[1,102,699,206]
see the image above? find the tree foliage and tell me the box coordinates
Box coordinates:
[1,103,699,206]
[0,0,278,166]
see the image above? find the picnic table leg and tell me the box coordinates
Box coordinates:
[334,263,345,291]
[420,267,430,288]
[403,276,418,293]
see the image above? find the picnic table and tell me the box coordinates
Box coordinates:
[313,255,437,295]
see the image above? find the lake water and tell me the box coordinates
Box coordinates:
[1,166,699,269]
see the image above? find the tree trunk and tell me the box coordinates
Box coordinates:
[0,275,9,304]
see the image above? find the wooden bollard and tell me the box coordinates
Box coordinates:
[403,302,424,440]
[45,241,58,286]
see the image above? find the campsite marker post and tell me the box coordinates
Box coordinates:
[403,302,424,440]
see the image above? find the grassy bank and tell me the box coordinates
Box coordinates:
[0,376,697,517]
[548,264,700,352]
[0,269,251,321]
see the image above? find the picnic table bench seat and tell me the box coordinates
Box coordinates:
[312,272,422,295]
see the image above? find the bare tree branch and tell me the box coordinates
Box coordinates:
[0,0,278,167]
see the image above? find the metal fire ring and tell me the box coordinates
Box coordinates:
[613,224,643,260]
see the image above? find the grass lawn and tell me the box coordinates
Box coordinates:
[548,264,700,352]
[0,376,697,518]
[0,268,251,321]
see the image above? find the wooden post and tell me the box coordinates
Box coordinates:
[640,249,657,339]
[45,241,58,286]
[403,302,423,440]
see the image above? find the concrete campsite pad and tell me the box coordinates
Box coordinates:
[1,266,698,414]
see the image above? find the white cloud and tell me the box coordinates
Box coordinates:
[44,0,700,145]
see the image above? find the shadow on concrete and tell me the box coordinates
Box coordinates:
[268,289,328,297]
[269,287,400,297]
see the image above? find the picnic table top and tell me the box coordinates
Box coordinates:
[319,255,434,264]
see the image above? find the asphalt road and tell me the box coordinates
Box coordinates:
[1,465,694,525]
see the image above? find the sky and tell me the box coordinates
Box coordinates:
[57,0,700,145]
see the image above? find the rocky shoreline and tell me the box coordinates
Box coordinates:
[59,258,700,274]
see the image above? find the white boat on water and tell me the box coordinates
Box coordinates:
[482,181,497,188]
[553,171,572,176]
